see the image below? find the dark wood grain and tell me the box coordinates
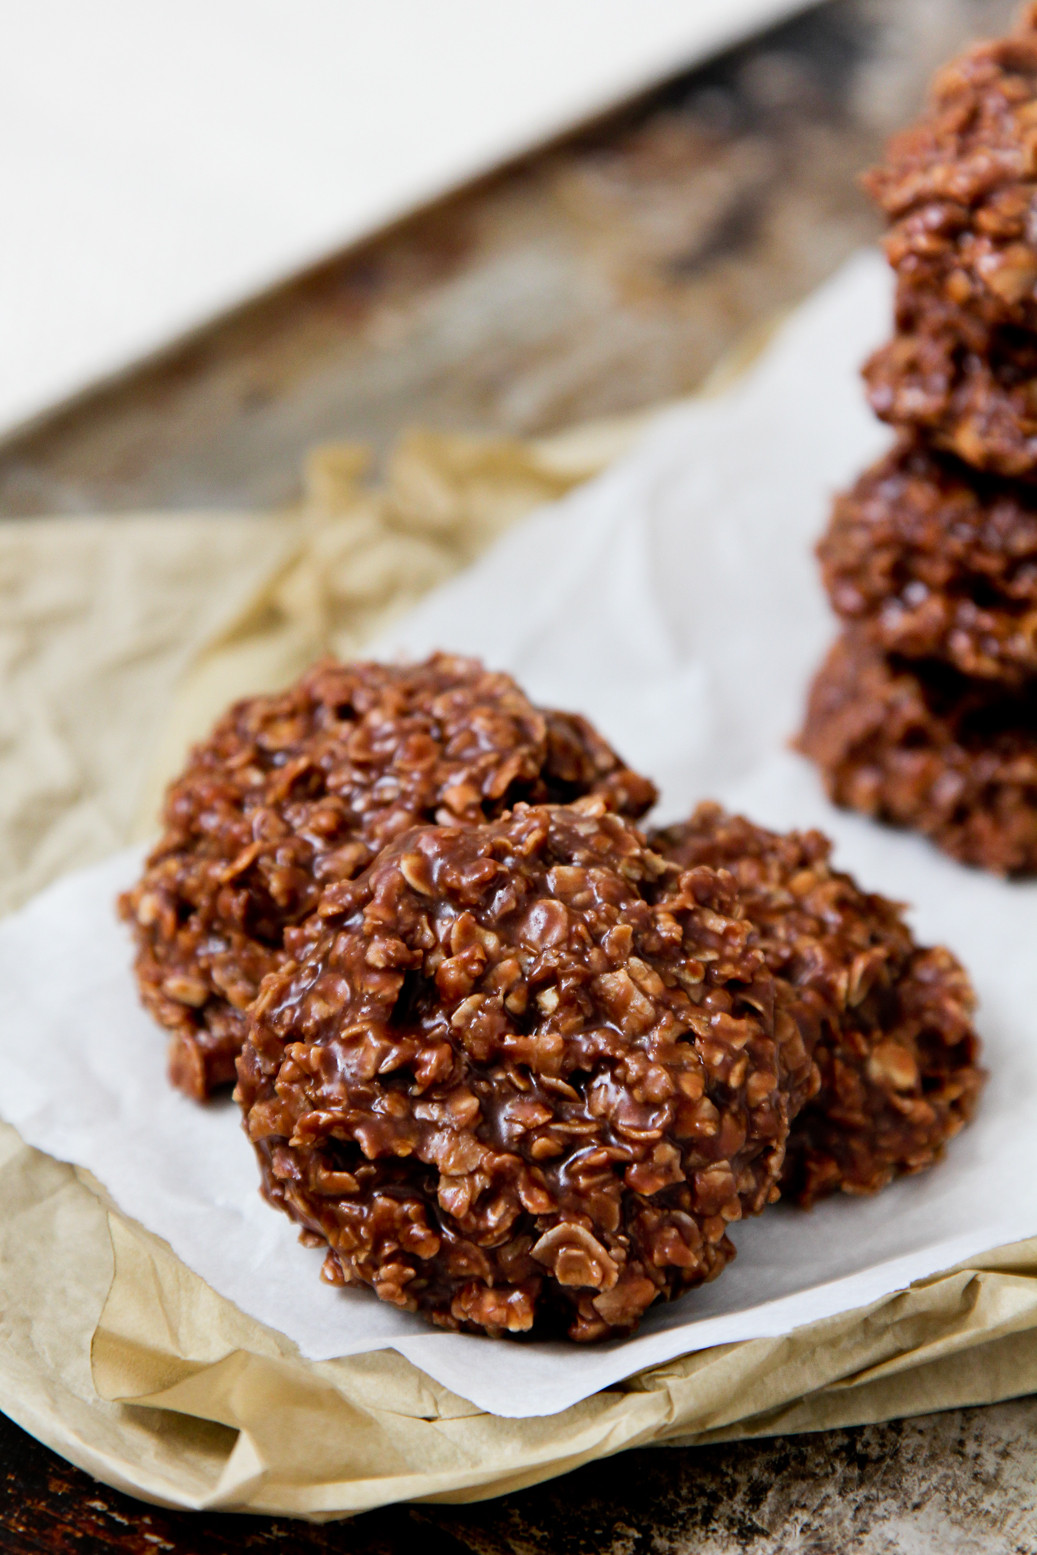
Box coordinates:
[1,0,1033,1549]
[0,1409,461,1555]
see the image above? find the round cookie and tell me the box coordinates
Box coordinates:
[799,630,1037,875]
[236,800,816,1341]
[863,286,1037,481]
[650,804,983,1206]
[820,436,1037,684]
[865,9,1037,335]
[120,655,656,1101]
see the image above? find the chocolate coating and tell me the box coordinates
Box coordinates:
[236,800,815,1341]
[863,287,1037,481]
[651,804,984,1206]
[865,8,1037,335]
[820,436,1037,684]
[862,10,1037,479]
[120,655,655,1101]
[799,630,1037,875]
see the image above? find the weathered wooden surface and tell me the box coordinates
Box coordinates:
[0,0,1016,518]
[2,1400,1035,1553]
[1,0,1035,1549]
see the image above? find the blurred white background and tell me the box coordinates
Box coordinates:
[0,0,811,438]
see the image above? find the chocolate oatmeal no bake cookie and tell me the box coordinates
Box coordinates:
[800,630,1037,875]
[120,655,655,1101]
[863,289,1037,480]
[236,801,817,1341]
[820,436,1037,685]
[651,805,984,1206]
[860,9,1037,480]
[864,7,1037,337]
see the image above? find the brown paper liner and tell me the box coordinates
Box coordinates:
[3,412,1035,1517]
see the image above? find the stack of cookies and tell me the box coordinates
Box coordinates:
[801,7,1037,875]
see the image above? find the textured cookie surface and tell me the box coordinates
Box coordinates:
[237,801,814,1341]
[865,7,1037,335]
[861,9,1037,477]
[820,437,1037,684]
[651,804,984,1206]
[864,288,1037,481]
[800,630,1037,875]
[120,655,655,1099]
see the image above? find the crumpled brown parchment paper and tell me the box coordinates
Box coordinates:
[3,415,1037,1519]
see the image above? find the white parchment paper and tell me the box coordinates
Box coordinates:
[3,252,1037,1421]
